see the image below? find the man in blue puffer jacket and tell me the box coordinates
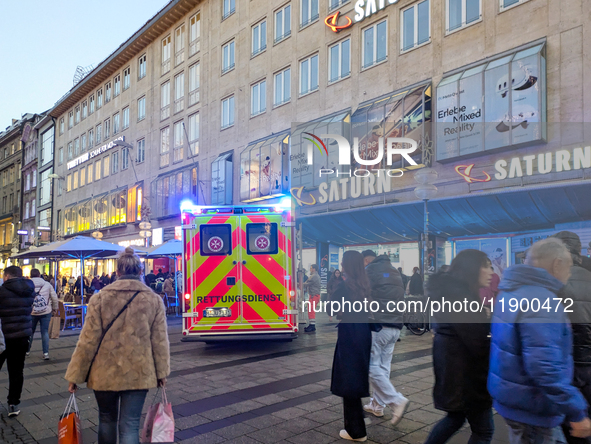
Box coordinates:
[489,238,591,443]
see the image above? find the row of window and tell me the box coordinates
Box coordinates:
[1,193,18,215]
[2,143,19,160]
[24,170,37,191]
[1,166,17,187]
[24,199,36,220]
[159,113,200,167]
[161,12,201,75]
[160,63,200,120]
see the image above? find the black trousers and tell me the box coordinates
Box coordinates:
[0,337,30,405]
[343,398,366,439]
[563,366,591,444]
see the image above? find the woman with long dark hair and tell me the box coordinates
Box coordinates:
[327,269,344,322]
[424,249,494,444]
[330,251,372,442]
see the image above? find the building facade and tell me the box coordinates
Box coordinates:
[48,0,591,276]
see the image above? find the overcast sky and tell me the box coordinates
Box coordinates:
[0,0,168,131]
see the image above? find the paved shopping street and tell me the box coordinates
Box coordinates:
[0,315,510,444]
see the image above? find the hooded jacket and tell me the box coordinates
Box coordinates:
[365,255,404,328]
[31,277,59,316]
[427,272,491,412]
[488,265,588,428]
[0,277,35,339]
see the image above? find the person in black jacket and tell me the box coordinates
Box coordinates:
[0,266,35,417]
[397,267,409,292]
[425,250,494,444]
[362,250,410,426]
[408,267,424,295]
[327,269,343,322]
[331,251,372,442]
[553,231,591,444]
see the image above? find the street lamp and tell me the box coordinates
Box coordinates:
[414,168,438,281]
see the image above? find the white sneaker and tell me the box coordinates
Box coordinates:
[363,398,384,417]
[339,430,367,442]
[390,398,410,426]
[43,353,49,360]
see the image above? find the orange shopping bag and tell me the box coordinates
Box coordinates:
[58,393,83,444]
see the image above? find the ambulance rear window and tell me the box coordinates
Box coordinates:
[200,224,232,256]
[246,223,278,255]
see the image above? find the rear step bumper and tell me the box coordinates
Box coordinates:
[181,332,298,342]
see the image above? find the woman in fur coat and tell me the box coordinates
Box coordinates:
[65,247,170,444]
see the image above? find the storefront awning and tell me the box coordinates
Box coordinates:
[299,181,591,246]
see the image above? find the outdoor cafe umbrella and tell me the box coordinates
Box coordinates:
[11,235,125,299]
[146,239,182,315]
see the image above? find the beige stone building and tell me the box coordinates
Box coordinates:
[48,0,591,274]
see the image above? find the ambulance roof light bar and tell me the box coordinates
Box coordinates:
[181,199,292,215]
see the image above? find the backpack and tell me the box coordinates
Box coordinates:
[32,284,49,315]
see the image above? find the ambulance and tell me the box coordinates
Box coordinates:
[180,199,299,342]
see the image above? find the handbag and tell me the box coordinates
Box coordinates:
[58,393,83,444]
[141,388,175,443]
[85,290,140,382]
[49,316,61,339]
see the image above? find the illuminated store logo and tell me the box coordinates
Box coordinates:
[290,186,316,206]
[324,11,352,32]
[354,0,399,22]
[455,164,492,183]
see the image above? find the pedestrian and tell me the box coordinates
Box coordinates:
[74,276,81,295]
[28,269,59,360]
[156,268,165,280]
[330,250,372,442]
[362,250,409,426]
[110,271,117,284]
[146,270,157,287]
[91,275,102,292]
[65,247,170,444]
[61,274,67,289]
[302,264,321,333]
[0,266,35,417]
[101,272,110,287]
[327,269,343,322]
[424,250,494,444]
[408,267,423,296]
[550,232,591,444]
[489,238,591,443]
[163,275,174,298]
[397,267,409,291]
[479,267,500,316]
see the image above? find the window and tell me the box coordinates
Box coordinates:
[300,0,319,28]
[175,24,185,66]
[89,95,95,114]
[247,223,278,255]
[95,160,101,180]
[173,120,184,162]
[252,21,267,56]
[59,118,64,134]
[39,170,52,206]
[31,169,36,186]
[112,151,119,174]
[96,124,102,144]
[59,147,63,165]
[222,41,235,73]
[25,202,29,219]
[329,0,348,11]
[73,171,78,190]
[190,12,201,56]
[160,127,170,167]
[123,107,130,129]
[153,167,198,218]
[447,0,481,33]
[138,54,147,79]
[82,101,88,119]
[41,129,53,166]
[67,142,73,160]
[174,72,185,113]
[25,173,30,191]
[500,0,529,10]
[401,0,430,52]
[221,96,235,129]
[138,96,146,121]
[113,113,120,134]
[162,35,171,74]
[88,129,93,147]
[75,106,80,124]
[188,113,199,156]
[103,155,110,177]
[189,63,200,106]
[81,133,86,152]
[201,224,232,256]
[161,82,171,120]
[299,54,319,95]
[87,164,93,183]
[68,111,74,128]
[104,119,110,139]
[97,89,103,108]
[275,5,291,43]
[223,0,235,19]
[66,174,71,192]
[329,38,351,82]
[74,138,80,156]
[122,147,129,170]
[251,80,266,116]
[137,138,145,163]
[80,167,86,187]
[105,82,112,102]
[114,75,121,97]
[31,199,35,217]
[362,20,387,68]
[123,67,131,90]
[274,68,291,106]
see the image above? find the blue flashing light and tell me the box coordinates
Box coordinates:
[180,200,194,212]
[278,197,292,208]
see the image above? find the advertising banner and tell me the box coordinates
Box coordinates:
[455,238,508,278]
[318,242,329,297]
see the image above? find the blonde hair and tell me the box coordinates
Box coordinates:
[117,247,142,276]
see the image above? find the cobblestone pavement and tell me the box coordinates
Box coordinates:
[0,314,511,444]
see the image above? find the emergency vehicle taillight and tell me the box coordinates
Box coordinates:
[185,293,190,300]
